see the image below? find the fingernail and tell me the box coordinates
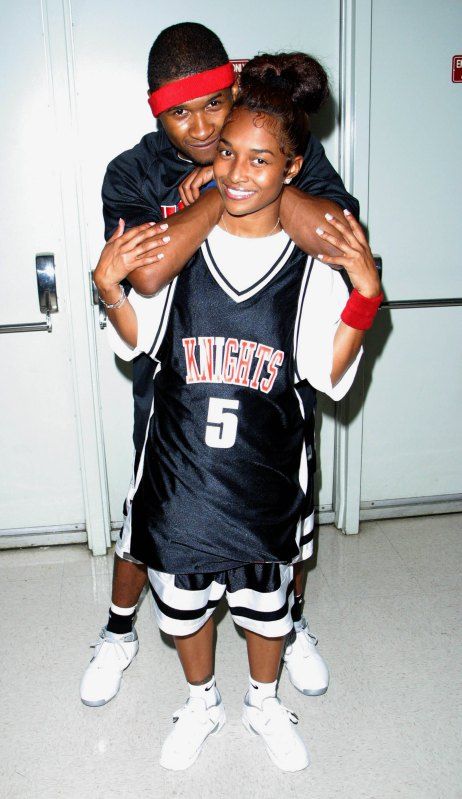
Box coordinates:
[162,236,170,243]
[160,223,169,230]
[149,221,155,226]
[343,209,351,216]
[325,213,333,221]
[318,254,324,260]
[157,253,164,260]
[316,227,324,235]
[119,218,124,224]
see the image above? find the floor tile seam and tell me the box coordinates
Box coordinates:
[373,519,430,583]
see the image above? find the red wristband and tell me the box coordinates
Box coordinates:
[341,288,384,330]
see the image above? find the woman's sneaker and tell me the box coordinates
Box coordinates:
[242,693,310,772]
[283,617,329,696]
[80,627,139,706]
[160,691,226,770]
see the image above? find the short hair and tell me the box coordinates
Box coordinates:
[147,22,229,92]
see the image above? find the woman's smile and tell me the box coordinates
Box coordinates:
[222,184,257,201]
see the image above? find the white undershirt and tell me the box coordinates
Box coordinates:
[207,225,290,292]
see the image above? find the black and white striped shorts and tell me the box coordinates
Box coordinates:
[148,562,294,638]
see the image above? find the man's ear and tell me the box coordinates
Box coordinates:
[231,80,239,101]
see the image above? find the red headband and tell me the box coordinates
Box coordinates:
[148,62,235,117]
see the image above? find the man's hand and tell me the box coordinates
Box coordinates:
[179,166,214,206]
[93,219,170,302]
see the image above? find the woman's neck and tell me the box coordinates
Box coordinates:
[219,202,282,238]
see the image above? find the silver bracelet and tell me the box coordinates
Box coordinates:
[98,285,127,310]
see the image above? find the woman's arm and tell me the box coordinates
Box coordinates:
[93,222,151,347]
[316,210,382,386]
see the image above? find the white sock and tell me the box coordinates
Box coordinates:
[188,676,218,709]
[110,602,137,615]
[248,676,277,709]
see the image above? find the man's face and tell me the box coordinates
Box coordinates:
[158,88,235,165]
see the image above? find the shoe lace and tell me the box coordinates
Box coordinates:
[262,699,300,752]
[170,699,213,740]
[285,617,318,656]
[298,618,318,650]
[89,635,131,667]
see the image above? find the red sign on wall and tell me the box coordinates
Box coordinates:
[452,55,462,83]
[231,59,248,76]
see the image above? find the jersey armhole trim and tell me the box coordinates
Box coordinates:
[294,257,314,383]
[146,278,178,358]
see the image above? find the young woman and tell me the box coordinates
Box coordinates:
[94,52,382,773]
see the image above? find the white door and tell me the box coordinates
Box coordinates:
[0,2,85,542]
[0,1,110,552]
[71,0,344,530]
[339,0,462,529]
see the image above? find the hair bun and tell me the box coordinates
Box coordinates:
[240,53,329,115]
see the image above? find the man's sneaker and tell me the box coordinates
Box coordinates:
[283,617,329,696]
[160,692,226,771]
[80,627,139,707]
[242,693,310,772]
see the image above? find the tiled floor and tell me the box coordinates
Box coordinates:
[1,515,461,799]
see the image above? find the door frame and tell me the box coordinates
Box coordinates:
[334,0,373,534]
[43,0,111,555]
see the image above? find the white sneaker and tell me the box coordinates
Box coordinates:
[160,692,226,771]
[80,627,139,707]
[242,693,310,772]
[283,618,329,696]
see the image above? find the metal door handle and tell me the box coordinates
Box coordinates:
[371,256,462,309]
[380,297,462,309]
[0,254,58,334]
[90,272,107,330]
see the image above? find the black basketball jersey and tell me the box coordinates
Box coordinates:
[102,127,358,451]
[128,238,309,573]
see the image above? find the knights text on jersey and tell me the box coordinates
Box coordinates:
[128,240,309,573]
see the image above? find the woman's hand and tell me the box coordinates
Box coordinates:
[316,210,381,298]
[178,166,214,206]
[93,219,170,302]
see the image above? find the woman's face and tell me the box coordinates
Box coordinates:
[213,107,301,217]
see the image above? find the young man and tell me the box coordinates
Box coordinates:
[80,22,359,707]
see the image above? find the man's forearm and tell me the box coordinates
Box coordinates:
[128,189,223,295]
[280,187,348,257]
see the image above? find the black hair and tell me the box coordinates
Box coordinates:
[235,53,329,159]
[147,22,229,92]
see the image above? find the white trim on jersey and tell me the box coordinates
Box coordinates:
[105,278,177,362]
[202,230,296,304]
[294,259,363,400]
[116,363,160,562]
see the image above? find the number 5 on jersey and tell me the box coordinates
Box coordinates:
[205,398,240,449]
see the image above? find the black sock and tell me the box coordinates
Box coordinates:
[291,594,304,624]
[106,607,136,635]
